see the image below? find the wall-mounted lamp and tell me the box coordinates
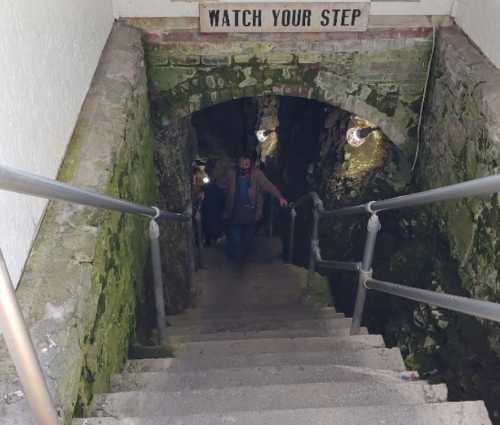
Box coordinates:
[346,126,378,148]
[256,128,277,143]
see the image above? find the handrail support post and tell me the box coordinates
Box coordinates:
[149,220,168,344]
[307,200,323,287]
[350,213,381,335]
[288,207,297,263]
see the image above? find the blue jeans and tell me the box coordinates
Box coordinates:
[227,223,256,260]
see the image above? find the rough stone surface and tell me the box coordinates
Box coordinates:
[407,25,500,418]
[419,26,500,308]
[110,363,410,392]
[0,23,156,424]
[89,382,448,417]
[154,118,197,314]
[131,20,433,150]
[72,402,493,425]
[321,25,500,424]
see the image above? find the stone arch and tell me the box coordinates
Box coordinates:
[144,28,433,152]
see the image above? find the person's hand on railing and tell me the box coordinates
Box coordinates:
[279,197,288,208]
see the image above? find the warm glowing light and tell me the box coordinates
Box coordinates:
[347,127,366,147]
[203,176,210,184]
[256,128,277,143]
[256,129,269,143]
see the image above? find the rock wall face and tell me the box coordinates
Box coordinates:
[419,26,500,311]
[355,25,500,421]
[155,117,197,314]
[0,23,156,423]
[130,18,433,152]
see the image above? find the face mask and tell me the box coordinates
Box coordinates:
[239,167,251,176]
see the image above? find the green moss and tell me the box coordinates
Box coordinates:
[73,89,157,417]
[297,269,332,307]
[365,86,400,117]
[57,118,89,182]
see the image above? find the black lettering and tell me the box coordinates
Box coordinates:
[303,9,312,26]
[332,9,341,26]
[320,10,330,26]
[282,9,291,26]
[352,8,362,26]
[221,10,230,27]
[272,9,280,26]
[233,9,240,27]
[341,9,352,26]
[208,9,220,27]
[292,10,301,27]
[243,10,251,27]
[253,9,262,26]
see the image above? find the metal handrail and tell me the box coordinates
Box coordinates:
[0,251,59,425]
[0,164,190,222]
[366,278,500,323]
[321,173,500,218]
[0,164,196,425]
[288,172,500,335]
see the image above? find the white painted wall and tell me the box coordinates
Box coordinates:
[0,1,114,287]
[453,0,500,68]
[113,0,455,18]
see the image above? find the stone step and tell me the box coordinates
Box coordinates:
[168,317,352,336]
[74,401,493,425]
[90,382,448,417]
[166,307,343,326]
[174,335,385,358]
[167,305,338,321]
[165,325,368,343]
[111,364,419,393]
[166,317,352,336]
[125,347,406,373]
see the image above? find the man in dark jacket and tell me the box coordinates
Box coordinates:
[224,153,288,261]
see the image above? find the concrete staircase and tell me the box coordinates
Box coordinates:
[73,241,492,424]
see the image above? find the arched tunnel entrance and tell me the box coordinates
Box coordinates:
[187,95,410,264]
[149,94,410,326]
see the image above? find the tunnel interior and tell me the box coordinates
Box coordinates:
[143,94,412,338]
[188,95,408,262]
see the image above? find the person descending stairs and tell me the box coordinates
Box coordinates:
[73,238,492,425]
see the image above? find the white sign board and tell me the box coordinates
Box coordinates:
[200,2,371,33]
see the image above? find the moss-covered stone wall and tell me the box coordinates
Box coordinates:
[125,18,433,153]
[408,26,500,415]
[154,117,198,314]
[321,26,500,422]
[419,26,500,313]
[0,23,156,424]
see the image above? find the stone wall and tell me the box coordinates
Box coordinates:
[155,118,197,314]
[128,18,433,154]
[418,26,500,339]
[0,23,156,424]
[354,25,500,421]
